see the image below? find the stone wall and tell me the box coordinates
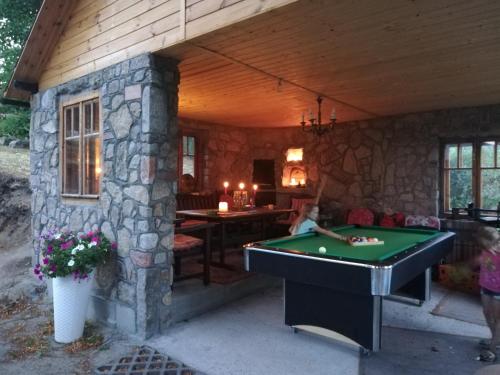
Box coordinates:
[179,118,253,191]
[30,53,179,338]
[184,105,500,218]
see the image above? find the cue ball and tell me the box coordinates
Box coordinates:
[318,246,327,253]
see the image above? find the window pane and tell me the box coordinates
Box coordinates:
[73,107,80,136]
[64,139,80,194]
[93,101,99,132]
[444,144,457,168]
[83,135,100,195]
[84,103,92,134]
[497,143,500,167]
[460,143,473,168]
[65,108,72,136]
[481,169,500,209]
[481,141,495,168]
[449,169,473,208]
[182,155,195,177]
[182,136,187,156]
[188,136,195,156]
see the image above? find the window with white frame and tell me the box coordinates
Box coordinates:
[442,139,500,211]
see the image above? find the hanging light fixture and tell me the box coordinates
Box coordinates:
[301,96,336,136]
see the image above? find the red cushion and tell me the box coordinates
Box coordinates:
[174,234,203,251]
[380,212,406,228]
[380,215,396,227]
[347,208,375,226]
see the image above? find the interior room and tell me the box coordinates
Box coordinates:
[166,0,500,321]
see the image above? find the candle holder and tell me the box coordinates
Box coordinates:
[233,190,249,210]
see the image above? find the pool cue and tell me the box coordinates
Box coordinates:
[314,175,327,205]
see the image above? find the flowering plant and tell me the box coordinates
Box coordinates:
[34,229,116,280]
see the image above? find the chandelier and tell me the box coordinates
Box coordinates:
[301,96,336,136]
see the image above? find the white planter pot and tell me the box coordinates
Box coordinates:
[52,272,94,343]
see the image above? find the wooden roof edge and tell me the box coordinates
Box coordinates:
[4,0,77,100]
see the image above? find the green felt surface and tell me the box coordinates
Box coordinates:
[261,225,442,261]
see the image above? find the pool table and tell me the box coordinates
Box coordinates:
[244,225,455,352]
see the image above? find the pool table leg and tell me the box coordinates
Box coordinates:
[392,267,430,303]
[284,280,382,351]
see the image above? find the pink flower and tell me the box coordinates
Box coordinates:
[47,245,53,254]
[50,264,57,272]
[42,257,49,265]
[38,275,43,280]
[34,268,40,275]
[60,240,73,250]
[111,242,117,250]
[87,231,94,238]
[91,236,99,244]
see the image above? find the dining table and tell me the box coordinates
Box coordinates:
[176,207,295,268]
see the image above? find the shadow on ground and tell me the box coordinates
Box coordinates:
[360,326,492,375]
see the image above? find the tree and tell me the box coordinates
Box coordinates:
[0,0,41,139]
[0,0,41,91]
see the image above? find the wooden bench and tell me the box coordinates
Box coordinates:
[173,220,217,285]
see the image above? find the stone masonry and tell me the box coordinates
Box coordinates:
[30,53,179,338]
[181,104,500,218]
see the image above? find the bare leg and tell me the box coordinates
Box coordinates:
[482,294,495,339]
[490,297,500,353]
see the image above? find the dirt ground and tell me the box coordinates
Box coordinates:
[0,162,141,374]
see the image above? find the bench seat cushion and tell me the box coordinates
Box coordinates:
[174,234,203,252]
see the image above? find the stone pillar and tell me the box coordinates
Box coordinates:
[101,54,179,338]
[30,53,179,339]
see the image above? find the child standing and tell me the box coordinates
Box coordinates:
[476,225,500,362]
[289,203,348,242]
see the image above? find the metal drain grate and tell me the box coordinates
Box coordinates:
[94,345,204,375]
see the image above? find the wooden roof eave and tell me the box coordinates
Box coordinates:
[3,0,77,101]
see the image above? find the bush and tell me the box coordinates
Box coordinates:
[0,109,30,139]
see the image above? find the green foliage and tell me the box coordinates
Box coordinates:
[0,104,30,138]
[447,142,500,210]
[0,0,41,91]
[34,230,117,280]
[0,0,41,138]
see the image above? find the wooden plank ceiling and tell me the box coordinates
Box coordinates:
[160,0,500,128]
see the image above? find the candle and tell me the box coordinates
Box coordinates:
[239,182,245,190]
[223,181,229,195]
[290,178,298,186]
[218,201,228,212]
[308,109,314,120]
[252,184,258,197]
[300,178,305,186]
[330,107,336,120]
[301,112,305,123]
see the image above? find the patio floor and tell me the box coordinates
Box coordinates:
[146,283,491,375]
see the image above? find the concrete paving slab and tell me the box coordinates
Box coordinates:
[360,326,492,375]
[148,286,360,375]
[145,283,491,375]
[383,284,489,339]
[431,290,486,326]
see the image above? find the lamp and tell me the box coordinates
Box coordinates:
[301,96,336,136]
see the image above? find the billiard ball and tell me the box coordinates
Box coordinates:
[318,246,327,253]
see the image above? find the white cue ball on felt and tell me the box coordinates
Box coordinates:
[318,246,327,253]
